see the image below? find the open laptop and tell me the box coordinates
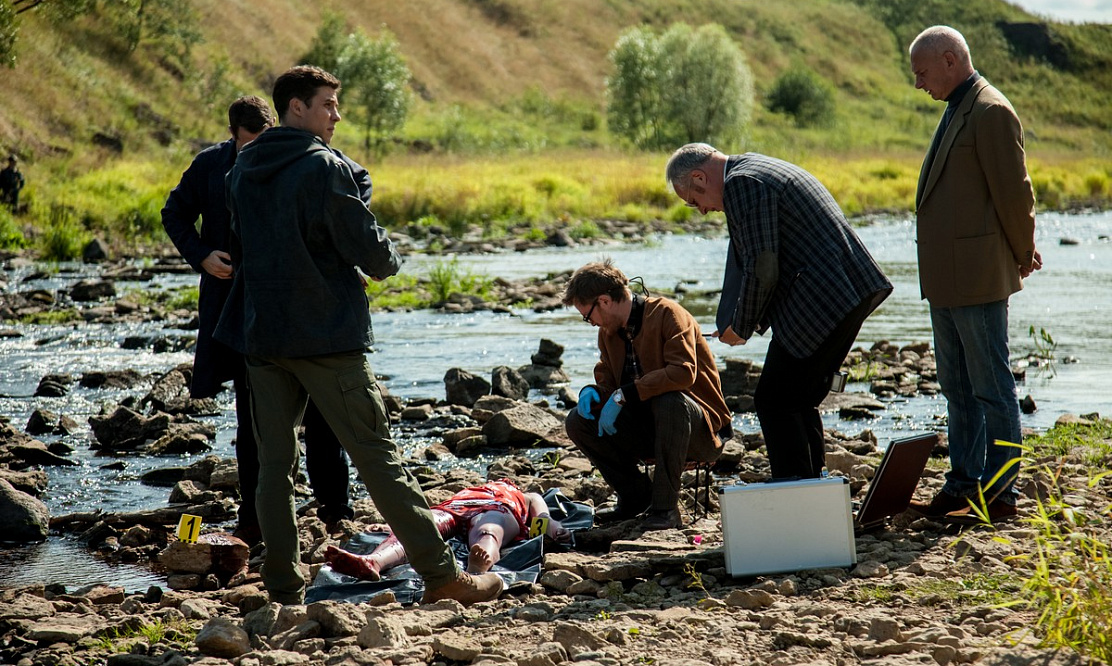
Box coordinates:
[853,433,939,533]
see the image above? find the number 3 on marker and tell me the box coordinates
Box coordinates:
[177,514,202,543]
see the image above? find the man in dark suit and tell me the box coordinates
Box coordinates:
[161,96,355,544]
[666,144,892,481]
[906,26,1041,523]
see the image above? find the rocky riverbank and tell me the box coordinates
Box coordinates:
[1,336,1109,664]
[2,241,1107,665]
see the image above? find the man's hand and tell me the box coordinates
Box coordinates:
[1020,250,1043,278]
[598,393,623,436]
[577,386,600,420]
[714,325,747,346]
[201,251,233,279]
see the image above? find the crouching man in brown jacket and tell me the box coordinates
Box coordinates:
[564,260,733,530]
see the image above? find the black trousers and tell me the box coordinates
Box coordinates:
[565,391,717,512]
[756,290,889,480]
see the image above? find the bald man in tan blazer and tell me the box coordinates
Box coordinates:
[907,26,1041,525]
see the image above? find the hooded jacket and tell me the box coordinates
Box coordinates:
[214,127,399,358]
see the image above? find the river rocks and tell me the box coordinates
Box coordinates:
[69,279,117,301]
[0,477,50,542]
[159,533,250,585]
[517,338,571,389]
[34,373,73,397]
[25,408,79,436]
[481,403,563,447]
[9,439,78,467]
[82,238,111,263]
[0,467,48,496]
[491,365,530,400]
[444,367,491,407]
[89,406,215,454]
[80,369,145,389]
[195,616,252,658]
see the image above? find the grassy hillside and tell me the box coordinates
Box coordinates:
[0,0,1110,255]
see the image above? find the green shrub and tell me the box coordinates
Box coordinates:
[38,205,88,261]
[767,67,836,127]
[569,220,602,239]
[607,23,754,149]
[0,206,25,249]
[427,257,491,302]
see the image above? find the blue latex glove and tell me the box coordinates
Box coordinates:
[598,393,623,436]
[577,386,600,420]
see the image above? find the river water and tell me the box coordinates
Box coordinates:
[1,212,1110,589]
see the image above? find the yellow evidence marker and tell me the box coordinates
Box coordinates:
[177,514,203,543]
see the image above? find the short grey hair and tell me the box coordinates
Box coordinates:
[665,143,718,191]
[909,25,972,68]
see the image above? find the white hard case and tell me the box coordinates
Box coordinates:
[719,477,857,577]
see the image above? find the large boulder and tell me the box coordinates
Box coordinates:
[491,365,530,401]
[482,403,563,447]
[69,279,116,301]
[159,532,250,583]
[444,368,491,407]
[0,478,50,542]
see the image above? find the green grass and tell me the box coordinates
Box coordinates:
[1025,420,1112,467]
[854,573,1020,607]
[123,285,199,311]
[91,618,197,655]
[18,309,83,325]
[427,257,492,303]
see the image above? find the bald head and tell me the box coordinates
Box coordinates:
[909,26,975,101]
[910,26,972,66]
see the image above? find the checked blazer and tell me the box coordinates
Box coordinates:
[718,153,892,359]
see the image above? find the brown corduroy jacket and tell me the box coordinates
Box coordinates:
[592,297,732,457]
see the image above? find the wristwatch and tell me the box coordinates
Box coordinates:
[612,388,625,405]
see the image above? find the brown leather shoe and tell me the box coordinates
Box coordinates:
[943,498,1019,526]
[907,491,969,519]
[421,571,504,605]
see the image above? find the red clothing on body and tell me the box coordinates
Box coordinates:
[432,479,532,540]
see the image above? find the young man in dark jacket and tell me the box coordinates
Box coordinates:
[216,66,501,606]
[160,96,355,545]
[564,260,733,530]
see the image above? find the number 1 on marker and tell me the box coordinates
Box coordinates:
[177,514,202,543]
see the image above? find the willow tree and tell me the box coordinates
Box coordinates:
[335,27,411,153]
[607,23,754,150]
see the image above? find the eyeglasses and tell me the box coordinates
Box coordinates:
[582,299,599,323]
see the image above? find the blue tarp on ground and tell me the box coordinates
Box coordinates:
[306,488,594,604]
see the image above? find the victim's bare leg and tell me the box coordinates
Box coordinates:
[466,510,521,574]
[325,510,458,581]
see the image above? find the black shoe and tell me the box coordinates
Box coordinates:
[641,507,681,531]
[319,505,355,532]
[907,491,969,519]
[232,523,262,546]
[595,498,650,525]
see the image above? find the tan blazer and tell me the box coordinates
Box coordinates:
[915,77,1036,308]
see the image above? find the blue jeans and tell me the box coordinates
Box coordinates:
[930,300,1021,504]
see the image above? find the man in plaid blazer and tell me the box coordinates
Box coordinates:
[666,144,892,480]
